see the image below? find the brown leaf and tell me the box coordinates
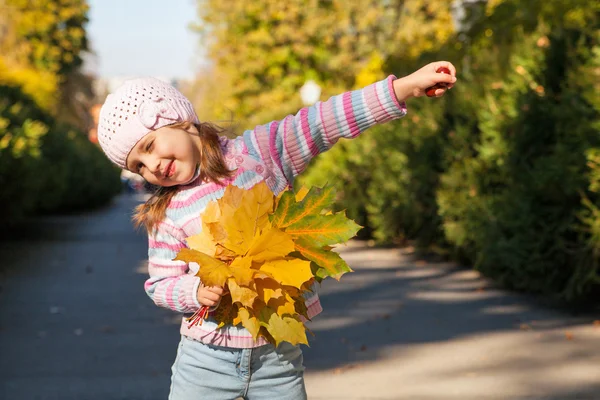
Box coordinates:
[519,323,532,331]
[333,364,360,375]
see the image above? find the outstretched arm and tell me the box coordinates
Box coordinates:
[242,61,456,192]
[243,75,404,191]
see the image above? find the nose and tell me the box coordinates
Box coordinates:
[143,155,161,176]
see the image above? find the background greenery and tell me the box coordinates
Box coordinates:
[189,0,600,304]
[1,0,598,304]
[0,0,121,227]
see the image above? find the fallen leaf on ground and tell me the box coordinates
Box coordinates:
[565,331,574,340]
[333,364,361,375]
[520,323,532,331]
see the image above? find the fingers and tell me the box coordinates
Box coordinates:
[433,87,448,97]
[197,285,224,307]
[198,291,221,307]
[432,60,457,77]
[204,285,224,295]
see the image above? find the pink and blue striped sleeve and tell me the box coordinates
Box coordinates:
[242,75,407,189]
[144,219,201,313]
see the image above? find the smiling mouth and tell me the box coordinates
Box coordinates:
[164,161,175,178]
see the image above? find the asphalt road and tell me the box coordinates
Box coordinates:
[1,194,598,400]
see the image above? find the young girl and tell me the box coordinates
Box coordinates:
[97,61,457,400]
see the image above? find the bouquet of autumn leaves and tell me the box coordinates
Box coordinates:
[174,182,361,346]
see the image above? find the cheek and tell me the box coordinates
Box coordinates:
[142,172,159,185]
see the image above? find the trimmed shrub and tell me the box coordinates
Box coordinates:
[0,83,121,226]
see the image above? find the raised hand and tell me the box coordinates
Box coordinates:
[392,61,458,101]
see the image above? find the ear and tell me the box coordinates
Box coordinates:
[183,122,200,135]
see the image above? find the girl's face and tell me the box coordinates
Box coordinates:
[126,124,201,187]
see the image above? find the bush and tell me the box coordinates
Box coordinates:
[302,2,600,304]
[0,83,121,226]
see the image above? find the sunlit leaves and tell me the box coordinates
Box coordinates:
[176,182,360,345]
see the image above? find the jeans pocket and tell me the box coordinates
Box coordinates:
[275,342,305,373]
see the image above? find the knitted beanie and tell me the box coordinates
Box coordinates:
[97,77,199,169]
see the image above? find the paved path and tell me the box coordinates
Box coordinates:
[0,194,598,399]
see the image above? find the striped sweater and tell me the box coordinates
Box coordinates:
[145,75,407,348]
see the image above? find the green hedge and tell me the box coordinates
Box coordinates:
[300,2,600,304]
[0,83,121,226]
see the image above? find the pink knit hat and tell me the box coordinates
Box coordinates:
[97,77,199,169]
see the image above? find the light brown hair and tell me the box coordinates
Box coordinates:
[133,121,234,233]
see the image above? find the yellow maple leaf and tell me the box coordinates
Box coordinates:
[176,182,359,346]
[227,278,257,308]
[203,221,230,254]
[246,226,295,262]
[186,231,217,257]
[268,292,297,316]
[215,243,238,260]
[229,257,255,286]
[203,201,222,224]
[259,259,313,288]
[174,249,232,287]
[234,307,261,340]
[223,185,245,208]
[259,307,308,347]
[255,277,284,304]
[227,185,274,252]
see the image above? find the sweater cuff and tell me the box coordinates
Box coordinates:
[187,275,202,311]
[382,74,408,118]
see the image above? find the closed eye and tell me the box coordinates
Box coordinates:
[145,139,154,152]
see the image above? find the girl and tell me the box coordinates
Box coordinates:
[97,61,457,400]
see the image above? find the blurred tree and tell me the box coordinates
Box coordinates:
[191,0,454,241]
[0,0,120,225]
[0,0,94,130]
[192,0,453,128]
[437,0,600,301]
[192,0,600,302]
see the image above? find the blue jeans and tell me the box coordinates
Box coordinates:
[169,336,307,400]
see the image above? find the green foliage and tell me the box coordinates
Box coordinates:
[5,0,89,76]
[0,84,49,222]
[191,0,453,128]
[194,0,600,303]
[0,0,119,225]
[437,1,600,302]
[0,0,93,128]
[0,83,121,226]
